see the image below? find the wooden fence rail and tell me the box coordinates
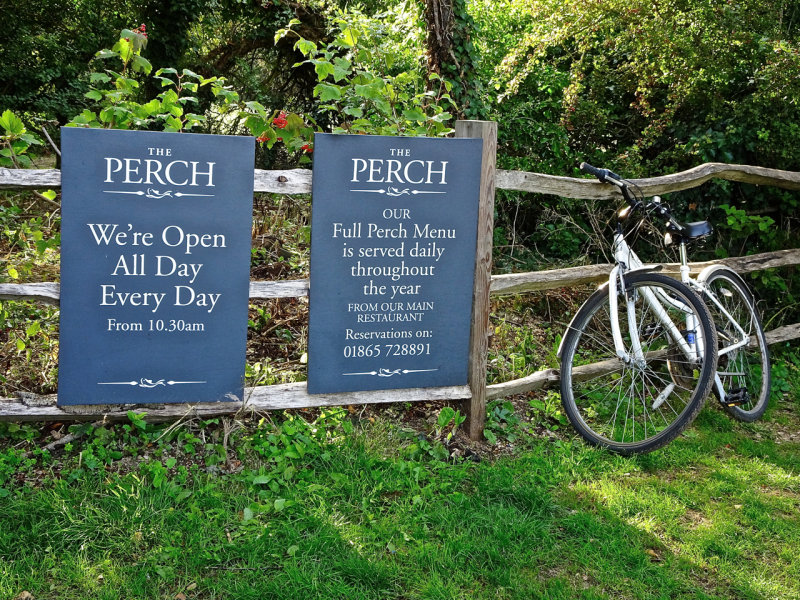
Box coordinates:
[2,158,800,428]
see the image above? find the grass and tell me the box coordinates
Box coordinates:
[1,374,800,599]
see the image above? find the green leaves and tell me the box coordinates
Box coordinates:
[278,13,455,139]
[0,110,26,136]
[314,83,342,102]
[0,110,42,169]
[72,33,233,132]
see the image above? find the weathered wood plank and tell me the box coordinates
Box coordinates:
[764,322,800,345]
[486,322,800,399]
[9,163,800,198]
[253,169,312,194]
[0,282,61,304]
[497,162,800,199]
[5,248,798,304]
[0,384,471,423]
[0,280,310,304]
[0,168,61,190]
[0,167,314,194]
[249,279,309,299]
[457,120,497,440]
[486,369,559,400]
[1,319,797,420]
[491,249,800,296]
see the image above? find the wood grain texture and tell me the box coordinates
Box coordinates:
[253,169,312,194]
[0,167,61,189]
[484,323,799,399]
[0,167,313,194]
[457,120,497,440]
[497,162,800,199]
[0,384,471,423]
[491,249,800,296]
[0,280,310,303]
[5,248,798,304]
[6,162,800,197]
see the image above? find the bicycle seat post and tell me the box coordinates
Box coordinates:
[678,241,691,284]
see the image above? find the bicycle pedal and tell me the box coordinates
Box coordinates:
[722,387,750,406]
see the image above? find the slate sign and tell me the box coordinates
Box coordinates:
[308,133,482,394]
[58,128,254,406]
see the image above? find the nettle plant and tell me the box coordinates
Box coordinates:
[275,14,456,138]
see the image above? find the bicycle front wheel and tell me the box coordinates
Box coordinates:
[702,268,770,421]
[560,272,717,454]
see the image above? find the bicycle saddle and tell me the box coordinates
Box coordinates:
[668,220,713,242]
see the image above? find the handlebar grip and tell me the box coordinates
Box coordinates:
[579,162,607,181]
[580,162,624,184]
[579,163,607,181]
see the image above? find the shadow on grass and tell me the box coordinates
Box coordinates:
[1,397,799,599]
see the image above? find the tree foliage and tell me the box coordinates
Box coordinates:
[3,0,800,274]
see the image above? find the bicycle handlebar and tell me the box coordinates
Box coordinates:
[580,162,623,185]
[579,161,684,230]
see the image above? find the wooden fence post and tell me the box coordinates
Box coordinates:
[455,120,497,440]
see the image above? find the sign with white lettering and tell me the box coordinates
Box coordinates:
[307,133,482,394]
[57,128,254,405]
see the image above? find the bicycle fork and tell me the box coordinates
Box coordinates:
[607,265,699,367]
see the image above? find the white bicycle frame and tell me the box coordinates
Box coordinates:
[609,232,703,367]
[613,231,751,401]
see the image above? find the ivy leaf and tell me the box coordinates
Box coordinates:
[84,90,103,101]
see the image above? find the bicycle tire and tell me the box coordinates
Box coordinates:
[702,267,771,421]
[560,272,717,454]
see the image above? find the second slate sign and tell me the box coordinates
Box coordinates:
[308,133,482,394]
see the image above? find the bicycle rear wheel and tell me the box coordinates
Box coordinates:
[560,272,717,454]
[702,268,770,421]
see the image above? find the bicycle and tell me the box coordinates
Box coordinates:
[558,163,770,454]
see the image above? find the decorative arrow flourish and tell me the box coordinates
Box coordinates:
[350,187,446,196]
[103,189,215,198]
[97,379,207,387]
[342,368,438,377]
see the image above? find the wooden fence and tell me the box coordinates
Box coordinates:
[2,122,800,439]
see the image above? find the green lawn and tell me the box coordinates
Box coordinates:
[1,387,799,599]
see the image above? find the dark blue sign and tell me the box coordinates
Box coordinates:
[308,133,482,394]
[58,128,254,405]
